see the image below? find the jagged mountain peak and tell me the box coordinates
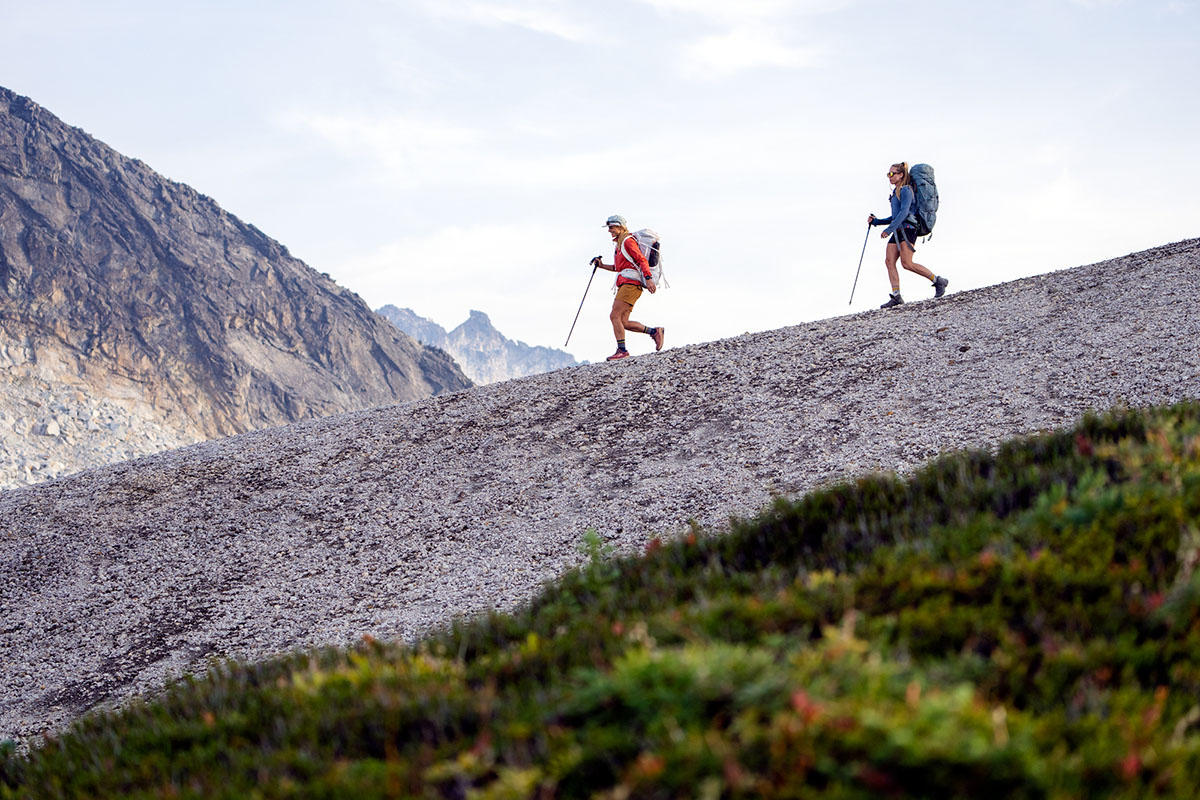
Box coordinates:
[377,305,579,384]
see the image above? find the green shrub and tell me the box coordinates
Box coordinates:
[6,403,1200,798]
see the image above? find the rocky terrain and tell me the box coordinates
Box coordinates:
[0,85,471,489]
[378,305,580,384]
[3,238,1200,748]
[0,375,198,487]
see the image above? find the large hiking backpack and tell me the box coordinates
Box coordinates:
[619,229,667,287]
[909,163,938,237]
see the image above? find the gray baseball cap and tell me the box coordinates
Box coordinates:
[603,214,627,228]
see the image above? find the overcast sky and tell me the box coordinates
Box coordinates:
[2,0,1197,362]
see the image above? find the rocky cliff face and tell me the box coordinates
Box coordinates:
[377,305,579,384]
[0,86,471,486]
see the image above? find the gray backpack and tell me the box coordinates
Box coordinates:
[618,229,667,287]
[909,163,938,237]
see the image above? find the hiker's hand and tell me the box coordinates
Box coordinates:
[881,231,888,239]
[590,256,602,268]
[867,214,875,225]
[647,278,657,294]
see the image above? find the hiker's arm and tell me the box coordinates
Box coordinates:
[633,247,656,293]
[881,187,913,236]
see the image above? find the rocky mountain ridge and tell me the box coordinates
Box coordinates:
[3,237,1200,748]
[377,305,579,384]
[0,85,471,487]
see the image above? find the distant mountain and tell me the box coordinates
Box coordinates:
[0,85,471,486]
[377,306,579,384]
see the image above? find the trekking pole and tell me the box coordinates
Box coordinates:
[848,223,871,305]
[565,261,599,347]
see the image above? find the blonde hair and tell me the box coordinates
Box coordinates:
[891,162,913,197]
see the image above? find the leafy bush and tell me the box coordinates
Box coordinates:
[6,403,1200,798]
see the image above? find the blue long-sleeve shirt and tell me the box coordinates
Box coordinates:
[872,185,916,236]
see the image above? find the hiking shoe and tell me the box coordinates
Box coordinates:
[651,327,665,351]
[606,349,630,361]
[933,276,949,298]
[880,293,904,309]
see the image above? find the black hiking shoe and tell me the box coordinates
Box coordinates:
[933,276,949,298]
[880,293,904,309]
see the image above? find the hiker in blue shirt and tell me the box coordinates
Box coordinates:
[868,162,948,308]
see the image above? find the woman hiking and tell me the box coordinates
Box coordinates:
[868,162,948,308]
[591,214,664,361]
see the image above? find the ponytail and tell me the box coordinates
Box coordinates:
[891,161,913,197]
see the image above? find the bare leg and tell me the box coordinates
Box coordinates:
[610,299,633,340]
[898,242,934,281]
[884,243,901,289]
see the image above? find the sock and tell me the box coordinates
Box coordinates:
[891,288,901,295]
[930,275,939,284]
[617,338,627,351]
[646,326,657,337]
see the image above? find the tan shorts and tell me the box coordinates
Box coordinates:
[615,283,643,306]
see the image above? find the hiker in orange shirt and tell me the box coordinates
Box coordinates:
[591,214,664,361]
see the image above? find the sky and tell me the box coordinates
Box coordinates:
[2,0,1197,363]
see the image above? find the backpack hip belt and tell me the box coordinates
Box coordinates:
[617,267,647,285]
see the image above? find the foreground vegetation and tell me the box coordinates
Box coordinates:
[5,403,1200,798]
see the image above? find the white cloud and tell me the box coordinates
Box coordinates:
[635,0,848,24]
[279,110,485,188]
[411,0,843,77]
[280,107,835,191]
[414,0,598,42]
[682,27,819,75]
[633,0,844,76]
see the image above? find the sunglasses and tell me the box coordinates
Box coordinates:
[887,170,903,177]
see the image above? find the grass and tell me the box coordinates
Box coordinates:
[4,402,1200,797]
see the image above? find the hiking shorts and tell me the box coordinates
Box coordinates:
[889,223,919,251]
[615,283,643,306]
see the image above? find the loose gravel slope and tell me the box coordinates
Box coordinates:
[3,238,1200,746]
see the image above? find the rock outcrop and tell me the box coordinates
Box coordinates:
[0,85,471,488]
[0,376,195,487]
[3,237,1199,747]
[378,305,579,384]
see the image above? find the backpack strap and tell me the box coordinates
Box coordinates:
[619,236,648,286]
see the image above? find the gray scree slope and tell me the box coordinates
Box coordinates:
[3,238,1200,746]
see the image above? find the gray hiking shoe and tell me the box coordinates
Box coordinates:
[933,276,949,298]
[880,293,904,309]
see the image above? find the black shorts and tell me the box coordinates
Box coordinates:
[889,222,919,251]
